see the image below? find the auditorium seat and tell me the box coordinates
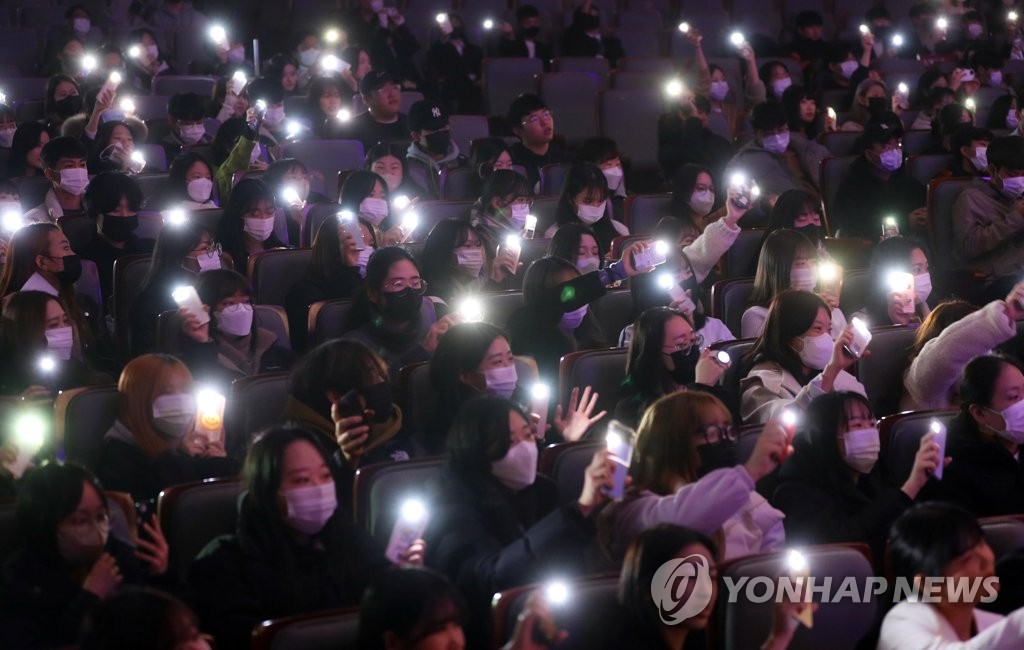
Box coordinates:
[878,409,956,486]
[133,173,169,210]
[157,477,244,582]
[856,325,916,418]
[112,253,156,362]
[306,299,354,348]
[721,228,767,279]
[838,268,869,314]
[926,176,976,272]
[902,129,933,157]
[415,200,474,236]
[224,371,290,457]
[251,607,361,650]
[906,154,956,187]
[151,75,217,96]
[590,289,636,343]
[135,144,168,172]
[710,277,755,335]
[482,58,543,116]
[299,203,341,247]
[624,192,671,234]
[248,248,313,306]
[280,140,365,200]
[539,72,601,145]
[820,155,857,226]
[821,131,861,157]
[979,516,1024,561]
[552,56,611,88]
[539,439,606,504]
[448,114,490,157]
[600,88,662,169]
[711,337,756,404]
[55,385,120,470]
[735,422,765,463]
[439,166,482,200]
[540,162,572,196]
[558,347,628,425]
[352,456,447,543]
[492,573,622,647]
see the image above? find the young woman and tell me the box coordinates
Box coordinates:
[176,269,295,383]
[5,122,50,178]
[357,567,470,650]
[545,163,628,251]
[79,587,210,650]
[613,307,731,429]
[878,503,1024,649]
[167,151,218,211]
[0,291,106,395]
[364,142,429,201]
[902,288,1023,411]
[215,178,288,271]
[782,84,828,142]
[94,354,238,504]
[0,463,168,648]
[285,211,371,350]
[666,164,724,239]
[425,394,614,647]
[576,137,628,221]
[742,229,828,339]
[468,137,514,181]
[937,355,1024,517]
[305,73,347,139]
[469,168,533,254]
[43,73,82,133]
[189,426,412,649]
[547,222,604,275]
[125,28,175,90]
[606,391,786,562]
[86,120,147,175]
[342,246,456,379]
[766,189,827,252]
[857,235,933,327]
[841,79,891,132]
[741,290,863,423]
[773,391,939,561]
[209,76,249,123]
[420,219,506,302]
[264,158,327,245]
[339,170,402,246]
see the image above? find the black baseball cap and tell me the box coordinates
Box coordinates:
[359,69,396,96]
[408,99,448,132]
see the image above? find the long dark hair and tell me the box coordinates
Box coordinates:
[623,307,688,403]
[195,269,255,340]
[216,178,284,266]
[305,73,345,121]
[308,212,375,287]
[547,222,604,266]
[140,221,209,292]
[748,229,817,308]
[782,84,824,139]
[747,289,829,385]
[668,163,715,219]
[80,587,203,650]
[554,163,615,250]
[521,255,580,324]
[950,354,1024,442]
[472,168,532,218]
[15,462,107,559]
[340,169,388,213]
[289,339,389,422]
[865,235,929,324]
[357,567,467,650]
[767,190,825,238]
[167,151,215,205]
[346,246,420,330]
[6,122,49,178]
[887,502,984,582]
[1,289,68,359]
[790,391,875,499]
[420,219,484,302]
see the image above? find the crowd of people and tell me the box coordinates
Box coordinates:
[3,0,1024,648]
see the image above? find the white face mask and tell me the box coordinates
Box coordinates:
[790,266,817,291]
[838,59,859,79]
[762,132,790,154]
[988,399,1024,444]
[263,106,285,127]
[970,146,988,171]
[455,247,484,277]
[281,481,337,535]
[228,46,246,64]
[914,272,932,304]
[151,393,197,439]
[299,48,320,67]
[359,197,389,225]
[842,426,880,474]
[58,168,89,196]
[689,189,715,216]
[45,325,74,360]
[356,247,373,277]
[187,177,214,203]
[990,70,1004,85]
[243,217,274,241]
[772,77,792,98]
[561,304,589,330]
[877,149,903,172]
[380,172,402,192]
[576,256,600,274]
[491,439,538,491]
[484,365,518,399]
[1007,110,1020,129]
[576,201,606,225]
[509,203,529,230]
[602,166,624,192]
[73,18,91,33]
[179,123,205,145]
[795,332,833,370]
[1001,175,1024,199]
[145,44,159,60]
[709,80,730,101]
[0,127,14,148]
[216,302,253,336]
[195,252,222,273]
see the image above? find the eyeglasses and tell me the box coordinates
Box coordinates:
[521,110,553,127]
[375,83,400,96]
[197,242,223,258]
[661,334,704,356]
[64,510,110,529]
[382,278,427,293]
[695,423,737,445]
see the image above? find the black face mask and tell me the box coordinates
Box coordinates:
[668,347,699,385]
[423,130,451,154]
[697,439,738,477]
[579,13,600,31]
[380,287,423,321]
[50,254,82,288]
[522,26,541,39]
[795,224,824,243]
[867,97,888,116]
[362,381,393,422]
[449,27,466,42]
[55,95,83,118]
[101,215,138,242]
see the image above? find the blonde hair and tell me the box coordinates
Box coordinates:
[630,391,731,495]
[117,354,193,457]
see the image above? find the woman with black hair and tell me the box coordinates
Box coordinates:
[131,221,225,355]
[773,391,939,560]
[85,120,148,176]
[425,394,614,646]
[666,164,724,239]
[742,229,824,339]
[175,269,294,383]
[305,74,347,139]
[856,235,934,327]
[6,122,50,179]
[124,28,175,91]
[339,169,405,246]
[766,189,827,251]
[263,158,328,245]
[358,567,470,649]
[545,163,628,251]
[420,219,509,302]
[166,151,217,210]
[878,503,1024,648]
[576,136,627,221]
[79,587,209,650]
[933,355,1024,517]
[190,426,411,649]
[468,137,513,181]
[43,73,82,133]
[342,246,457,379]
[547,222,604,275]
[364,141,429,201]
[469,168,533,253]
[0,463,168,648]
[613,307,731,428]
[80,172,153,304]
[741,289,863,423]
[215,178,287,271]
[782,84,829,141]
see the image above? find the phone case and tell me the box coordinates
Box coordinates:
[606,420,635,499]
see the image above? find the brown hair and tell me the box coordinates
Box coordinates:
[909,299,978,360]
[630,391,731,494]
[117,354,193,457]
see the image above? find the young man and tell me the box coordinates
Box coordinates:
[24,136,89,224]
[405,100,468,199]
[163,92,212,164]
[342,70,410,150]
[497,4,553,71]
[507,93,568,190]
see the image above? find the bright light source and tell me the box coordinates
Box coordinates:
[336,108,351,122]
[730,171,746,187]
[38,355,56,373]
[505,234,521,249]
[14,413,46,450]
[286,120,302,137]
[884,216,897,227]
[664,79,683,97]
[787,549,808,572]
[897,82,908,94]
[392,194,411,210]
[128,45,141,58]
[232,70,247,84]
[81,54,97,73]
[401,211,419,232]
[119,97,135,114]
[606,431,622,450]
[531,383,550,400]
[130,151,145,164]
[678,21,690,33]
[859,24,870,35]
[209,24,227,44]
[483,18,494,29]
[458,297,484,322]
[171,286,192,303]
[324,28,340,43]
[436,13,448,24]
[827,107,836,120]
[891,33,904,47]
[781,408,798,428]
[930,420,943,433]
[749,182,761,198]
[546,581,570,605]
[654,240,669,256]
[965,97,976,111]
[400,498,428,524]
[852,316,870,335]
[887,270,914,293]
[525,214,537,231]
[936,17,948,30]
[321,54,340,71]
[657,273,675,290]
[730,31,745,46]
[108,70,122,85]
[282,186,301,205]
[716,350,731,364]
[339,209,355,222]
[165,209,187,226]
[2,210,23,233]
[256,99,267,111]
[196,388,224,412]
[818,262,839,282]
[1011,11,1019,22]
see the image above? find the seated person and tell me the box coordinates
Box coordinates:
[77,588,209,649]
[24,136,89,224]
[741,290,863,423]
[85,119,148,176]
[405,100,468,199]
[94,354,238,504]
[577,137,628,221]
[263,158,328,245]
[742,229,824,339]
[832,116,926,240]
[839,79,890,132]
[176,269,295,383]
[80,172,155,304]
[952,135,1024,302]
[468,167,533,252]
[944,125,993,179]
[420,219,511,301]
[162,92,213,165]
[166,151,218,210]
[215,178,288,272]
[506,93,570,190]
[496,4,553,70]
[560,3,624,68]
[189,426,411,650]
[339,70,410,150]
[773,391,940,562]
[658,92,735,182]
[855,235,934,328]
[6,122,50,179]
[604,391,786,561]
[545,163,628,251]
[364,141,430,203]
[0,463,168,648]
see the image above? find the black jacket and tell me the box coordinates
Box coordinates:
[657,113,735,181]
[189,502,389,650]
[80,234,155,307]
[509,140,571,191]
[497,37,553,71]
[176,332,296,385]
[927,425,1024,517]
[131,271,192,356]
[94,438,239,503]
[832,156,927,240]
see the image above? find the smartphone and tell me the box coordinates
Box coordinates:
[881,217,900,239]
[605,420,636,499]
[339,212,365,250]
[386,498,429,563]
[633,241,669,271]
[501,235,522,270]
[523,214,537,240]
[171,286,210,325]
[930,419,947,480]
[335,389,363,419]
[844,317,873,358]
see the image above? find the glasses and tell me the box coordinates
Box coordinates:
[661,334,704,356]
[64,510,110,529]
[375,83,400,96]
[696,423,737,445]
[382,278,427,293]
[521,110,553,127]
[196,242,223,258]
